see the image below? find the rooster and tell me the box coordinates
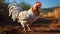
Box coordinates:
[8,2,41,32]
[17,2,41,32]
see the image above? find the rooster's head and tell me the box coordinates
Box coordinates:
[31,1,41,16]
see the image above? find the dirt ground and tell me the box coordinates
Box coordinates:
[0,26,60,34]
[0,18,60,34]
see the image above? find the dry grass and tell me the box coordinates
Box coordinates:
[40,7,60,20]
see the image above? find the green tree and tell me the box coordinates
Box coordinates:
[20,2,30,10]
[0,0,8,18]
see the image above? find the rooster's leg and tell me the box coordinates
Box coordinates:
[27,24,33,31]
[21,22,26,33]
[22,25,26,33]
[22,24,26,33]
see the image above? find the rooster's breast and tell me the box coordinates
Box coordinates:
[18,11,38,23]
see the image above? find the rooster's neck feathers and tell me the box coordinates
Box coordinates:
[28,5,36,14]
[31,6,35,13]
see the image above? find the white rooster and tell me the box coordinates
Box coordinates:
[8,2,41,32]
[17,2,41,32]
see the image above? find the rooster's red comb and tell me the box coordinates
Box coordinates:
[35,1,41,7]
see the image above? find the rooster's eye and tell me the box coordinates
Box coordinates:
[35,5,40,11]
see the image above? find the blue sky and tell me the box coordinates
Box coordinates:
[5,0,60,8]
